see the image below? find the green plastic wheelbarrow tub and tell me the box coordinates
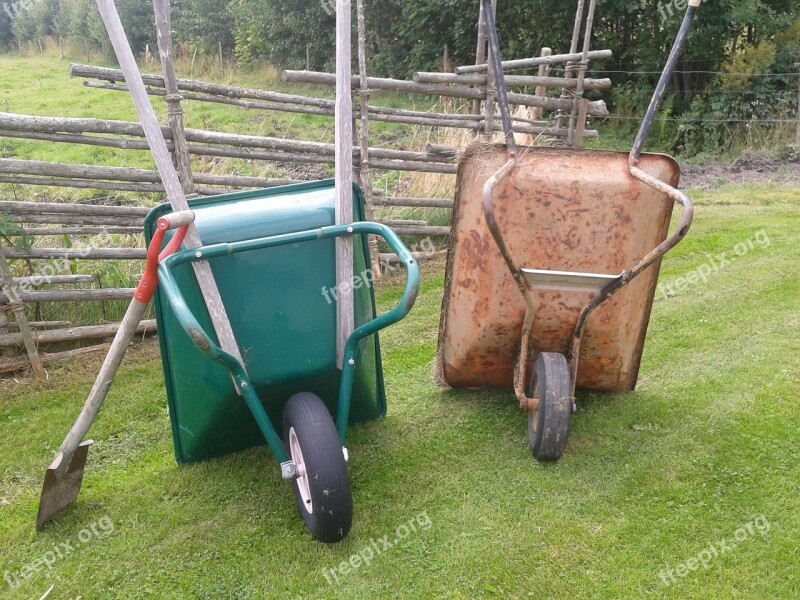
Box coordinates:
[144,180,386,464]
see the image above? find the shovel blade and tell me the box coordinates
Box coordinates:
[36,440,93,531]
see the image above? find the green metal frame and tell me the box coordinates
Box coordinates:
[157,221,420,464]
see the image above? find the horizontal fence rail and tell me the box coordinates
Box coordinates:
[0,198,451,355]
[1,41,612,372]
[70,63,603,135]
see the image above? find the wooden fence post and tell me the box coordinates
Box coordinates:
[566,0,597,147]
[153,0,195,195]
[355,0,381,280]
[0,291,9,358]
[531,47,552,121]
[335,0,355,368]
[795,70,800,147]
[96,0,245,371]
[556,0,586,141]
[574,99,590,148]
[0,247,46,378]
[483,0,498,137]
[471,2,486,124]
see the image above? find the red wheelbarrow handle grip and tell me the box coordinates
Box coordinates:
[134,211,195,304]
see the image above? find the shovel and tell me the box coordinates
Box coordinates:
[36,212,193,530]
[37,0,244,530]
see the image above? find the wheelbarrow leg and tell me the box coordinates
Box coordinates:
[36,298,148,530]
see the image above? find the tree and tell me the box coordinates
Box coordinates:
[0,6,14,48]
[173,0,235,55]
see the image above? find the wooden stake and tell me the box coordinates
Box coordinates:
[567,0,597,147]
[483,0,498,137]
[532,47,552,121]
[335,0,354,368]
[95,0,245,371]
[355,0,380,280]
[153,0,195,195]
[556,0,586,138]
[471,2,486,121]
[796,71,800,147]
[574,99,590,148]
[0,247,45,378]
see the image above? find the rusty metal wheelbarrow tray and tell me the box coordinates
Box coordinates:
[437,145,680,393]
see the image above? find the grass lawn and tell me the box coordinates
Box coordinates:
[0,182,798,598]
[0,53,451,205]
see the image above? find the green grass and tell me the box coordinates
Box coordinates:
[1,182,798,598]
[0,52,451,327]
[0,53,433,204]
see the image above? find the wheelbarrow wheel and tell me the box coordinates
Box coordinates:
[527,353,573,462]
[283,392,352,543]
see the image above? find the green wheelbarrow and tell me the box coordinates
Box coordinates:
[152,182,419,543]
[37,180,419,544]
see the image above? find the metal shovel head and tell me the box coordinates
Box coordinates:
[36,440,93,531]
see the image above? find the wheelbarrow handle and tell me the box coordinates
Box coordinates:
[588,0,703,313]
[631,0,702,163]
[158,222,417,361]
[481,0,516,156]
[334,224,420,442]
[157,222,421,448]
[569,1,701,391]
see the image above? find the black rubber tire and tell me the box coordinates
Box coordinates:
[283,392,352,543]
[527,353,573,462]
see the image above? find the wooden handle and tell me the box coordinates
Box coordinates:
[94,0,245,372]
[57,298,149,468]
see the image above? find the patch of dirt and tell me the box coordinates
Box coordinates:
[286,163,333,181]
[680,153,800,190]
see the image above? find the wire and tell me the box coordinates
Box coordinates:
[664,90,798,96]
[590,70,799,77]
[588,51,800,67]
[599,115,796,123]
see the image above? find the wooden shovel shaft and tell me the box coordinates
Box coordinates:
[95,0,244,370]
[56,298,148,470]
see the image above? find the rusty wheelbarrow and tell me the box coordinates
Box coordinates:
[438,0,701,461]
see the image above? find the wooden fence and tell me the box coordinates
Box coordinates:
[0,6,611,373]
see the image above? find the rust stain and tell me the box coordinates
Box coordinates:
[188,328,210,354]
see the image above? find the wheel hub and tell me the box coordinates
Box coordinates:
[288,427,312,515]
